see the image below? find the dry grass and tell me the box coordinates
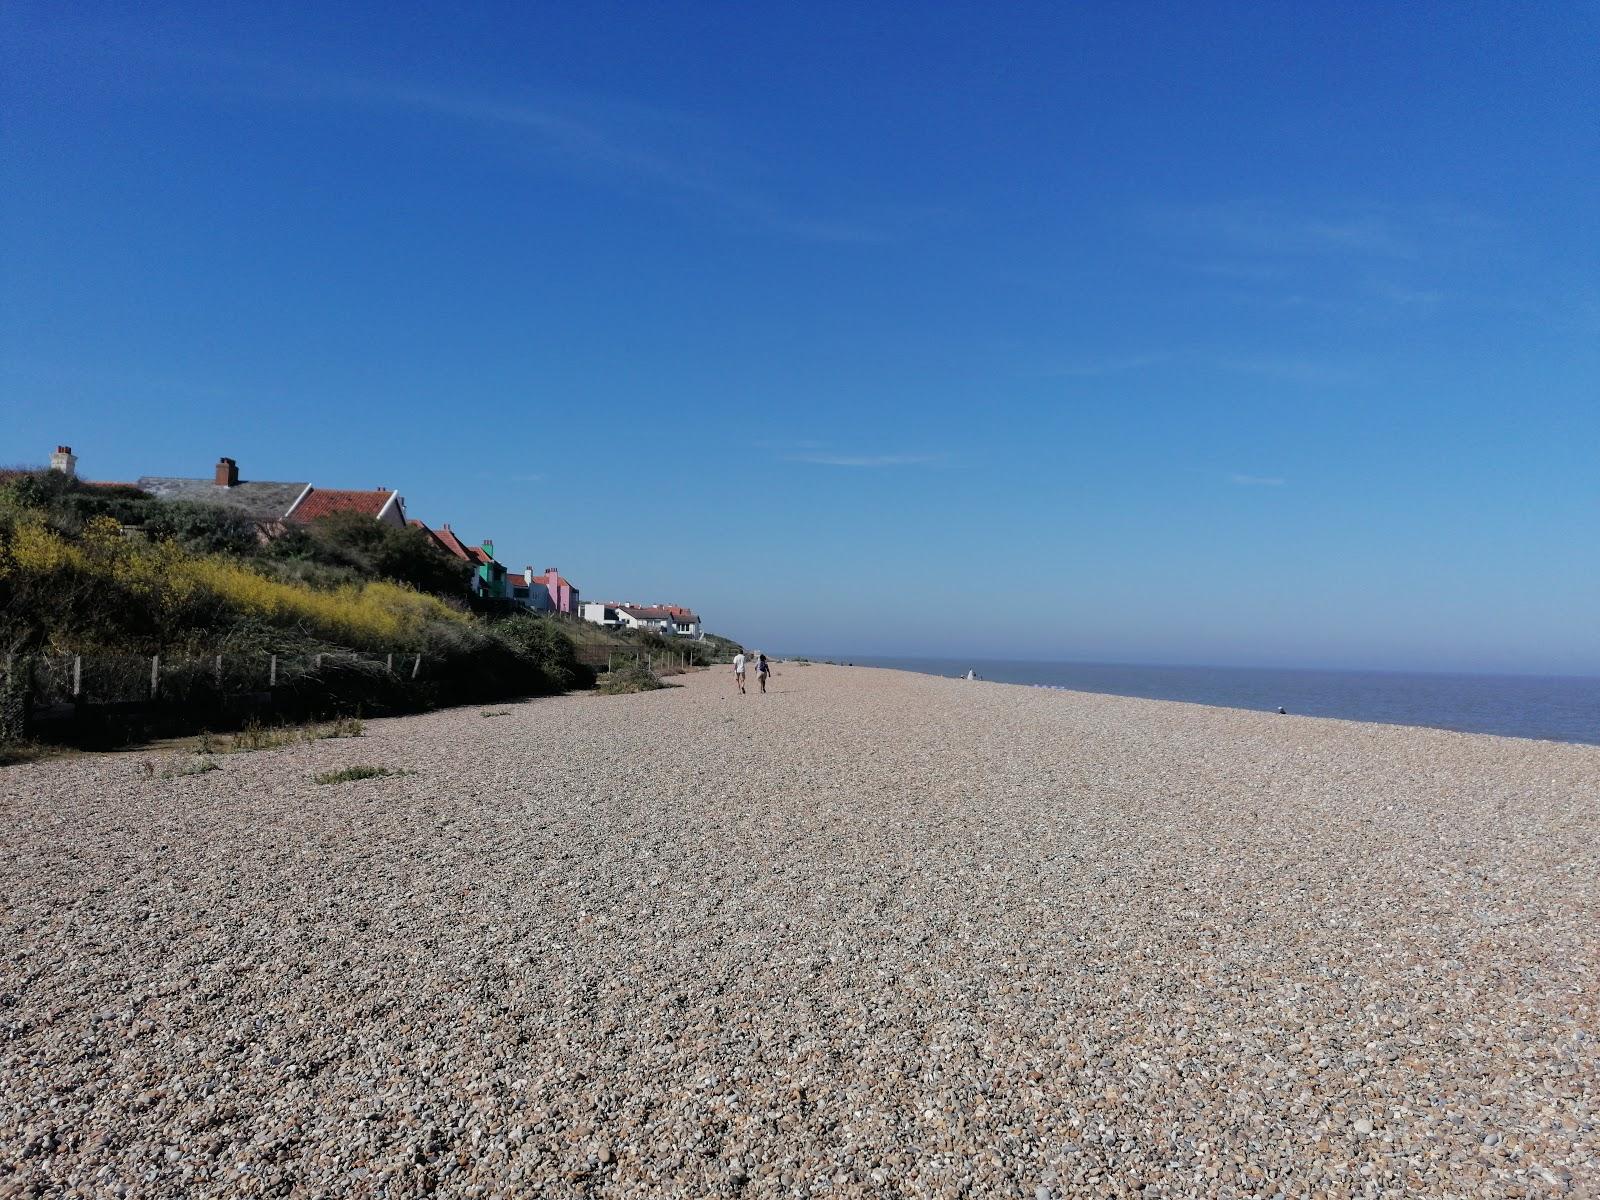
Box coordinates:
[191,715,366,756]
[596,664,667,695]
[313,765,412,785]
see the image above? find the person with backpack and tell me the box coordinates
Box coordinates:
[757,653,771,693]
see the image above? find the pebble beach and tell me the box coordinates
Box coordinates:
[2,662,1596,1198]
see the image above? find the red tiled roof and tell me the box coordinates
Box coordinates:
[620,605,688,621]
[608,602,697,621]
[408,520,455,557]
[533,572,573,588]
[428,525,475,561]
[288,487,396,525]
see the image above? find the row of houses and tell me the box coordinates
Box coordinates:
[32,446,704,635]
[579,603,703,638]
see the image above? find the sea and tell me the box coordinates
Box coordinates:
[834,657,1600,747]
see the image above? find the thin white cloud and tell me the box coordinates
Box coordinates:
[1044,353,1170,378]
[188,58,894,243]
[785,453,943,468]
[1032,349,1355,387]
[1229,473,1286,487]
[1145,201,1522,320]
[1370,281,1447,308]
[1155,202,1422,259]
[1211,355,1359,386]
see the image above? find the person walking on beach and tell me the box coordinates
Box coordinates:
[757,653,771,694]
[732,651,747,694]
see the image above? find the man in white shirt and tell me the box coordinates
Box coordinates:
[732,652,747,694]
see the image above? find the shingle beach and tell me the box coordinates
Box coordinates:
[3,663,1596,1198]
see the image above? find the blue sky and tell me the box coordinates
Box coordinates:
[3,3,1597,671]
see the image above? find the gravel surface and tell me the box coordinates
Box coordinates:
[2,663,1597,1198]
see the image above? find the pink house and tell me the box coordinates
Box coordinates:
[517,565,580,614]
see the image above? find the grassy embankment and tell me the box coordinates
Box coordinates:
[0,470,740,755]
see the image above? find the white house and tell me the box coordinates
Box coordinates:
[579,601,622,627]
[614,605,703,637]
[667,608,703,638]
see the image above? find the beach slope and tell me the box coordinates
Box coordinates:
[2,663,1596,1196]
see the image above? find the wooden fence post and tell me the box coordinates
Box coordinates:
[150,656,160,699]
[386,653,394,673]
[214,655,223,689]
[269,654,277,688]
[72,655,82,698]
[315,653,323,672]
[411,654,422,680]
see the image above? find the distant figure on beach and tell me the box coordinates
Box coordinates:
[1277,706,1287,715]
[757,653,771,693]
[732,651,747,694]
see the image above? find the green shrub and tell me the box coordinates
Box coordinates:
[0,654,32,746]
[314,765,412,785]
[163,757,220,778]
[267,512,471,598]
[493,614,591,690]
[597,663,666,695]
[139,501,260,556]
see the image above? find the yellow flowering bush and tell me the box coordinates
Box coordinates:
[0,516,464,650]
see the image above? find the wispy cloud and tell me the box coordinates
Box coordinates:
[1156,201,1421,260]
[1043,353,1170,378]
[784,452,943,468]
[170,53,894,243]
[1369,281,1447,309]
[1033,348,1356,387]
[1148,200,1506,319]
[1229,473,1286,487]
[1210,355,1359,386]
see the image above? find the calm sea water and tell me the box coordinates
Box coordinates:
[836,657,1600,746]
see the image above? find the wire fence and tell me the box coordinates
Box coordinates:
[1,641,729,747]
[571,645,705,675]
[5,651,426,710]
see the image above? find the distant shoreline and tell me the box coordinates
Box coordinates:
[784,654,1600,746]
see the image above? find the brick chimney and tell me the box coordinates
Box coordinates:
[215,457,239,487]
[49,445,77,477]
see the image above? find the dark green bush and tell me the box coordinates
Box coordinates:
[597,663,666,695]
[0,655,32,746]
[142,501,260,556]
[494,614,593,691]
[266,512,471,598]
